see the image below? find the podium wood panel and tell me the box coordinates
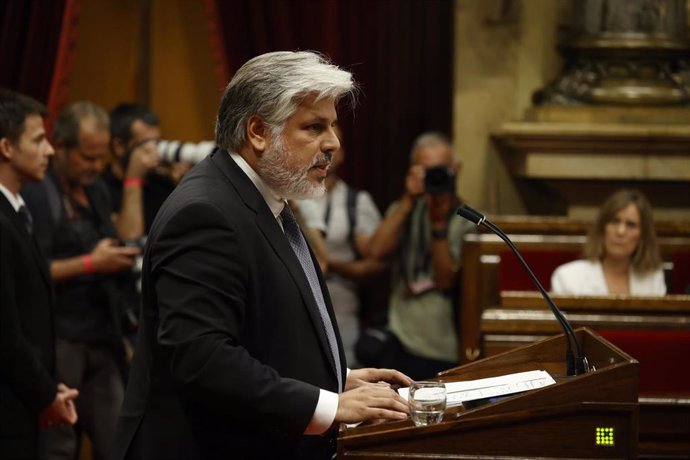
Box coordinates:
[480,294,690,458]
[339,329,638,459]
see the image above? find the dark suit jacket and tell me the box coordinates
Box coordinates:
[0,194,56,458]
[114,150,346,460]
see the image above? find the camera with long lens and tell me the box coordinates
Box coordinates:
[424,166,456,195]
[156,140,216,165]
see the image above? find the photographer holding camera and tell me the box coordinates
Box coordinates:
[104,103,215,244]
[20,101,141,460]
[367,132,474,379]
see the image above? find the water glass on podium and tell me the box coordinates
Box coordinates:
[408,381,446,427]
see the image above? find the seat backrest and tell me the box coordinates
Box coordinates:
[598,329,690,396]
[498,249,579,292]
[459,233,690,365]
[671,251,690,294]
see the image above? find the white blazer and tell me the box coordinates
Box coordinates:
[551,259,666,296]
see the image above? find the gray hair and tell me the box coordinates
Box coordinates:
[53,101,109,149]
[410,131,454,164]
[215,51,356,151]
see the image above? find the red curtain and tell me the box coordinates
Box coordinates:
[204,0,454,210]
[0,0,82,131]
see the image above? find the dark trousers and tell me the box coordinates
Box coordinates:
[357,328,457,381]
[388,335,458,381]
[38,339,124,460]
[0,430,38,460]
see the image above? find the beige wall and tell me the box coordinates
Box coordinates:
[149,0,220,141]
[67,0,219,142]
[453,0,565,214]
[67,0,143,111]
[453,0,690,220]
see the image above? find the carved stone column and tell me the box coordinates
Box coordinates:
[491,0,690,219]
[535,0,690,106]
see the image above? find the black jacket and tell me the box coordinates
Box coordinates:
[0,194,56,458]
[113,150,346,460]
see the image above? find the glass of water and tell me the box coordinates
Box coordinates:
[408,381,446,427]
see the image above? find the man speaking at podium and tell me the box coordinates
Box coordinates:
[113,51,411,460]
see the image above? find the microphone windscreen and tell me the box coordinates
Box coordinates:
[456,205,484,224]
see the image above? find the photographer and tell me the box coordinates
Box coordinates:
[104,103,215,242]
[368,132,475,379]
[20,101,140,460]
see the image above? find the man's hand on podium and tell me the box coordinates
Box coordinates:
[345,368,412,392]
[334,368,413,425]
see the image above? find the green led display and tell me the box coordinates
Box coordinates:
[595,427,614,446]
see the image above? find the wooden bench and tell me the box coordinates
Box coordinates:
[457,228,690,459]
[482,292,690,360]
[483,215,690,237]
[459,233,690,363]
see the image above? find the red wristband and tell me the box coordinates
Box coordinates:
[82,255,95,274]
[123,177,144,187]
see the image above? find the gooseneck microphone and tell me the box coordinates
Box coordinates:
[457,205,589,376]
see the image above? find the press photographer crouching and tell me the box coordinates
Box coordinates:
[364,132,475,380]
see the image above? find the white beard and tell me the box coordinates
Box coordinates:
[256,134,328,200]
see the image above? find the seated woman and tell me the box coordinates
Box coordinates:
[551,189,666,296]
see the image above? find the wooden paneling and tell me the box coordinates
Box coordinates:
[339,329,639,459]
[484,215,690,237]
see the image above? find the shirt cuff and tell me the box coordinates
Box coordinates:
[304,389,339,435]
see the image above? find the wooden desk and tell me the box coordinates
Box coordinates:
[480,292,690,459]
[339,329,639,459]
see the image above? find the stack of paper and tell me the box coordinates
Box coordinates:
[399,370,556,407]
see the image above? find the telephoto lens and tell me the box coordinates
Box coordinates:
[156,140,216,164]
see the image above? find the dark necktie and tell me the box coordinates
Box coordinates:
[17,205,33,234]
[280,205,342,391]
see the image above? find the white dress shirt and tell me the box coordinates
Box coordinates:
[0,182,25,212]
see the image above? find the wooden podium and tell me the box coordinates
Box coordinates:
[338,328,639,459]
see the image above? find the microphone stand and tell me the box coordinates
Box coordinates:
[457,205,589,376]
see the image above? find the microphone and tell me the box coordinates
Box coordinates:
[457,204,589,376]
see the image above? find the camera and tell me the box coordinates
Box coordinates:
[118,237,145,249]
[424,166,455,195]
[156,140,216,165]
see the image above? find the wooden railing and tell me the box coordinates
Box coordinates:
[482,215,690,237]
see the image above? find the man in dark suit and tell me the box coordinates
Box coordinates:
[21,101,141,460]
[0,89,79,458]
[114,51,412,460]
